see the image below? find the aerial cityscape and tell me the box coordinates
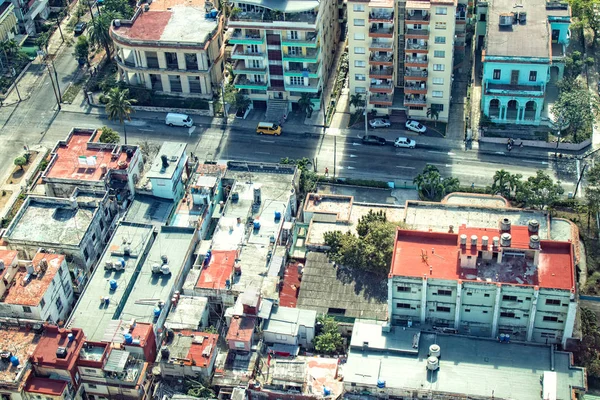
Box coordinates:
[0,0,595,398]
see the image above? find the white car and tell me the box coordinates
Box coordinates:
[394,137,416,148]
[405,120,427,134]
[369,118,391,129]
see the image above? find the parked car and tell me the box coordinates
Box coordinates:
[394,137,416,148]
[362,135,387,145]
[369,118,391,129]
[74,22,87,35]
[405,120,427,134]
[165,113,194,127]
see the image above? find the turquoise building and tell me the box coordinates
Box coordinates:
[478,0,571,126]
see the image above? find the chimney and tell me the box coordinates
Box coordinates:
[500,218,511,232]
[493,236,500,247]
[161,155,169,169]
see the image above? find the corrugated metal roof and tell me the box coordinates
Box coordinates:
[104,350,130,372]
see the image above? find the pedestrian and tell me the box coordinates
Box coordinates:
[471,183,475,190]
[508,144,512,152]
[519,141,523,148]
[325,167,329,177]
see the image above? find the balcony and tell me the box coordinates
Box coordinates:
[456,10,467,21]
[370,39,393,51]
[230,29,265,45]
[405,28,429,38]
[405,56,428,67]
[234,75,269,90]
[230,10,317,25]
[369,24,394,38]
[485,83,545,96]
[284,77,321,93]
[282,48,320,63]
[369,10,394,22]
[405,10,430,22]
[231,45,265,60]
[406,41,428,51]
[370,80,393,93]
[233,60,268,75]
[281,32,319,48]
[370,67,393,79]
[405,82,427,94]
[405,68,428,80]
[404,95,427,106]
[370,93,393,106]
[284,63,321,78]
[369,53,394,65]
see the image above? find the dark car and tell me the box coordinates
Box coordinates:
[362,135,387,145]
[74,22,87,35]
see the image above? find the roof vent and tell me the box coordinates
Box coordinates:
[481,236,489,248]
[56,347,68,359]
[161,154,169,169]
[529,235,540,249]
[528,219,539,234]
[518,11,527,23]
[113,19,121,27]
[499,13,513,26]
[471,235,478,247]
[459,234,467,246]
[429,344,441,358]
[493,236,500,247]
[500,218,511,232]
[427,356,439,371]
[501,233,512,247]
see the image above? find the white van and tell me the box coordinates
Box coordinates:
[165,113,193,128]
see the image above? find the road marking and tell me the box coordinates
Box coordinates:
[138,129,155,132]
[345,160,358,163]
[430,163,451,168]
[349,154,358,158]
[352,142,362,146]
[428,151,447,154]
[396,166,416,169]
[522,160,548,165]
[495,152,505,155]
[256,151,270,155]
[260,140,275,143]
[346,166,356,170]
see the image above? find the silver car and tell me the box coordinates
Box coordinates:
[369,118,391,129]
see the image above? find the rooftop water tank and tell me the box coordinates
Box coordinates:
[253,220,261,230]
[124,333,133,344]
[323,387,331,396]
[376,380,386,388]
[153,307,161,318]
[109,279,118,290]
[429,344,441,358]
[68,333,74,343]
[9,356,19,367]
[427,356,439,371]
[274,211,281,221]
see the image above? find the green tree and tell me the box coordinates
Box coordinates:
[489,169,522,198]
[279,157,317,195]
[349,93,365,111]
[552,78,600,143]
[515,170,564,210]
[313,316,344,354]
[14,156,26,170]
[413,164,460,202]
[35,31,51,53]
[223,84,250,111]
[106,87,136,145]
[585,163,600,233]
[298,93,314,118]
[73,35,90,66]
[89,11,119,60]
[426,107,439,127]
[0,39,18,57]
[98,126,120,143]
[356,209,387,237]
[103,0,134,19]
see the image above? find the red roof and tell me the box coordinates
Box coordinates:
[46,130,129,181]
[390,225,575,290]
[32,326,84,371]
[226,316,255,343]
[186,332,218,367]
[0,249,18,279]
[280,262,301,308]
[196,250,236,290]
[24,377,67,396]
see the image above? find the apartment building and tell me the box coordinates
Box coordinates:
[478,0,570,125]
[347,0,459,122]
[110,0,224,99]
[0,1,17,42]
[388,220,577,346]
[228,0,339,121]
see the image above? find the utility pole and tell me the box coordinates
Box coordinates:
[55,16,64,42]
[88,1,95,21]
[333,136,337,178]
[221,81,227,125]
[52,59,62,103]
[11,68,21,102]
[46,63,61,110]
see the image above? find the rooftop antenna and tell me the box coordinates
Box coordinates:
[421,249,429,265]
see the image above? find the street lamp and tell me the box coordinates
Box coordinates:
[555,131,561,157]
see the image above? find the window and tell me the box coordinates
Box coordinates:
[85,368,96,373]
[397,286,410,292]
[40,299,45,309]
[432,77,444,85]
[484,293,490,297]
[396,303,411,309]
[354,32,365,40]
[355,87,366,93]
[483,310,489,313]
[92,233,96,242]
[328,307,346,315]
[434,50,445,58]
[479,13,486,21]
[435,22,447,29]
[500,312,516,318]
[354,18,365,26]
[353,3,365,11]
[431,103,444,111]
[436,306,451,313]
[433,64,445,71]
[437,289,452,296]
[543,316,559,322]
[288,30,299,40]
[100,220,104,231]
[436,6,447,14]
[432,90,443,98]
[465,309,471,312]
[355,74,366,81]
[503,295,517,301]
[289,76,304,85]
[434,36,446,44]
[529,71,537,81]
[546,299,561,305]
[88,384,98,389]
[493,69,501,79]
[83,248,89,262]
[355,60,366,67]
[22,306,32,313]
[354,47,365,54]
[466,292,473,296]
[55,297,63,313]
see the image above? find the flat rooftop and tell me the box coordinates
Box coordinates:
[78,342,107,363]
[226,316,256,343]
[24,377,66,396]
[296,252,388,321]
[3,253,65,307]
[0,328,40,384]
[165,296,208,331]
[304,194,353,222]
[160,332,218,367]
[67,222,155,341]
[391,224,575,290]
[345,321,586,400]
[45,129,129,182]
[146,142,187,180]
[32,326,84,370]
[112,0,220,44]
[120,226,195,323]
[196,250,236,290]
[486,0,569,58]
[124,195,174,226]
[6,193,102,246]
[263,306,316,336]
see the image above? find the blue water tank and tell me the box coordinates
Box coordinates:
[124,333,133,344]
[505,334,510,342]
[68,333,74,343]
[274,211,281,221]
[109,279,118,290]
[210,8,218,17]
[119,258,126,268]
[104,297,110,305]
[253,220,261,230]
[205,12,210,18]
[323,387,331,396]
[225,279,231,288]
[9,356,18,367]
[153,307,161,318]
[377,380,386,388]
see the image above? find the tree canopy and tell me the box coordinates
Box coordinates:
[73,35,90,64]
[89,11,119,59]
[13,156,26,170]
[103,0,134,19]
[552,78,600,143]
[313,316,344,354]
[413,164,460,201]
[487,169,564,209]
[98,126,120,143]
[324,210,404,275]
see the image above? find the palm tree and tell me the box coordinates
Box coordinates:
[298,93,314,118]
[89,11,118,60]
[490,169,511,197]
[349,93,365,111]
[426,107,439,127]
[106,87,136,144]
